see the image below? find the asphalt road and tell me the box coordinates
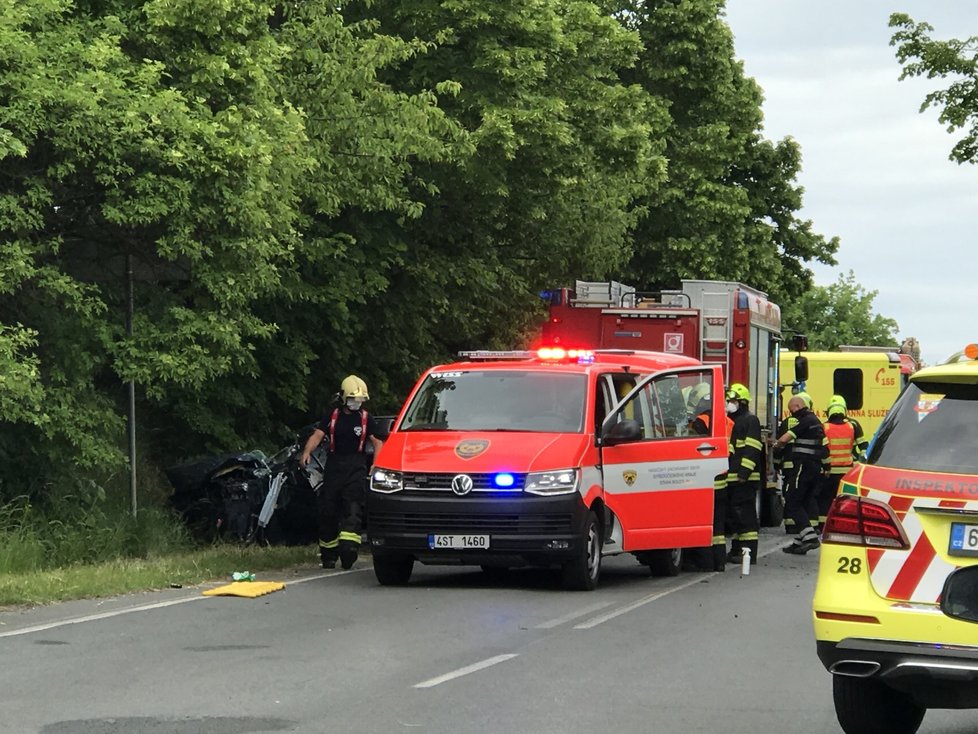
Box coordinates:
[2,529,976,734]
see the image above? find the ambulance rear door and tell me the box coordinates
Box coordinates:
[599,365,727,551]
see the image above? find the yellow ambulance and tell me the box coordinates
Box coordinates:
[779,350,909,440]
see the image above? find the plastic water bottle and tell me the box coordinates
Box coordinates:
[232,571,256,582]
[741,548,751,576]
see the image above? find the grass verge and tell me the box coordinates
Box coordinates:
[0,544,318,608]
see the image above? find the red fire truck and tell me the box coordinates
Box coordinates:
[540,279,784,525]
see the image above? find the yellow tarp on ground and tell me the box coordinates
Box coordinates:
[202,581,286,598]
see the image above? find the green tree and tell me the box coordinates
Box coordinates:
[891,13,978,164]
[781,271,899,351]
[345,0,664,393]
[610,0,838,303]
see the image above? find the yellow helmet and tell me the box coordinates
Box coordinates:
[340,375,369,401]
[827,403,846,419]
[828,394,847,411]
[726,383,750,402]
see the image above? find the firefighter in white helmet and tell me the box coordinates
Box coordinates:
[301,375,385,569]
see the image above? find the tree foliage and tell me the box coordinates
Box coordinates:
[609,0,839,304]
[891,13,978,164]
[0,0,844,504]
[781,271,899,351]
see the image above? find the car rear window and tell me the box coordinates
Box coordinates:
[400,370,587,433]
[868,381,978,475]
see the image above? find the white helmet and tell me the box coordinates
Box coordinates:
[340,375,369,401]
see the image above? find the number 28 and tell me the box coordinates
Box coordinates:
[837,557,862,574]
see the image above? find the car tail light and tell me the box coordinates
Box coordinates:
[822,495,910,550]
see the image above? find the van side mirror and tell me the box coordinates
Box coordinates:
[792,334,809,352]
[794,355,809,383]
[603,419,642,446]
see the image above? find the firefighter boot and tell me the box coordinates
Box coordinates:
[726,540,742,564]
[711,543,727,572]
[338,540,359,570]
[320,548,337,570]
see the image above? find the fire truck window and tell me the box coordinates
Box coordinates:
[833,368,864,411]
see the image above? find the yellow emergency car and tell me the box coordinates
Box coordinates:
[813,345,978,734]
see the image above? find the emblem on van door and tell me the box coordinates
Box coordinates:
[623,470,637,487]
[452,474,474,496]
[455,439,490,459]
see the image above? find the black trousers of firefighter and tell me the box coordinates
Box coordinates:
[726,478,759,563]
[784,460,821,544]
[317,453,367,569]
[817,472,845,530]
[684,474,728,572]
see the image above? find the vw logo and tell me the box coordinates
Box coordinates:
[451,474,474,496]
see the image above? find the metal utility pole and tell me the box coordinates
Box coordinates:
[126,253,137,517]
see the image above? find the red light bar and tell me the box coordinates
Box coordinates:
[536,347,594,363]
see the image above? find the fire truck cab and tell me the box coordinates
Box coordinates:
[367,348,728,590]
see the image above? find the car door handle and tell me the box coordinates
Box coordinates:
[696,443,719,454]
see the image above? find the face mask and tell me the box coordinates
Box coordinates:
[346,398,363,411]
[726,401,739,414]
[791,407,806,418]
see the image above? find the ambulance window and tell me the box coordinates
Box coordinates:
[833,369,863,410]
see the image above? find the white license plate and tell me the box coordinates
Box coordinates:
[428,534,490,550]
[949,523,978,557]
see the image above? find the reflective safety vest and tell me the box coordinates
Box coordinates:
[328,408,369,453]
[693,412,734,436]
[824,419,856,475]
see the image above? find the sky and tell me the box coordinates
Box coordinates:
[723,1,978,367]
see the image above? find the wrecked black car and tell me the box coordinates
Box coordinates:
[167,417,395,545]
[167,430,324,546]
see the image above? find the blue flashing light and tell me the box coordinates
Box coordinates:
[494,473,516,488]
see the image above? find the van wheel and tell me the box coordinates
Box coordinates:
[373,552,414,586]
[647,548,682,577]
[833,675,925,734]
[562,510,601,591]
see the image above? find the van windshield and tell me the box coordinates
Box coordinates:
[867,381,978,475]
[400,370,587,433]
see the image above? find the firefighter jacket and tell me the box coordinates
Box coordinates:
[848,417,869,461]
[824,416,855,475]
[781,408,828,469]
[773,415,797,475]
[728,407,763,483]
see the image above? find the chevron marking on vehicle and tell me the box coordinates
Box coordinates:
[862,490,977,603]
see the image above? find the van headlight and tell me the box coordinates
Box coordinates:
[370,468,404,493]
[524,469,580,496]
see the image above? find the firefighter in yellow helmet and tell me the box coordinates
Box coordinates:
[301,375,385,569]
[775,389,813,535]
[724,383,762,564]
[815,395,866,531]
[776,394,828,554]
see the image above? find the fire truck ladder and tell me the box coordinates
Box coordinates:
[699,288,732,378]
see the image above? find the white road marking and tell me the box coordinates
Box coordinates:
[413,654,519,689]
[573,540,791,630]
[574,575,707,629]
[0,567,368,639]
[535,601,613,629]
